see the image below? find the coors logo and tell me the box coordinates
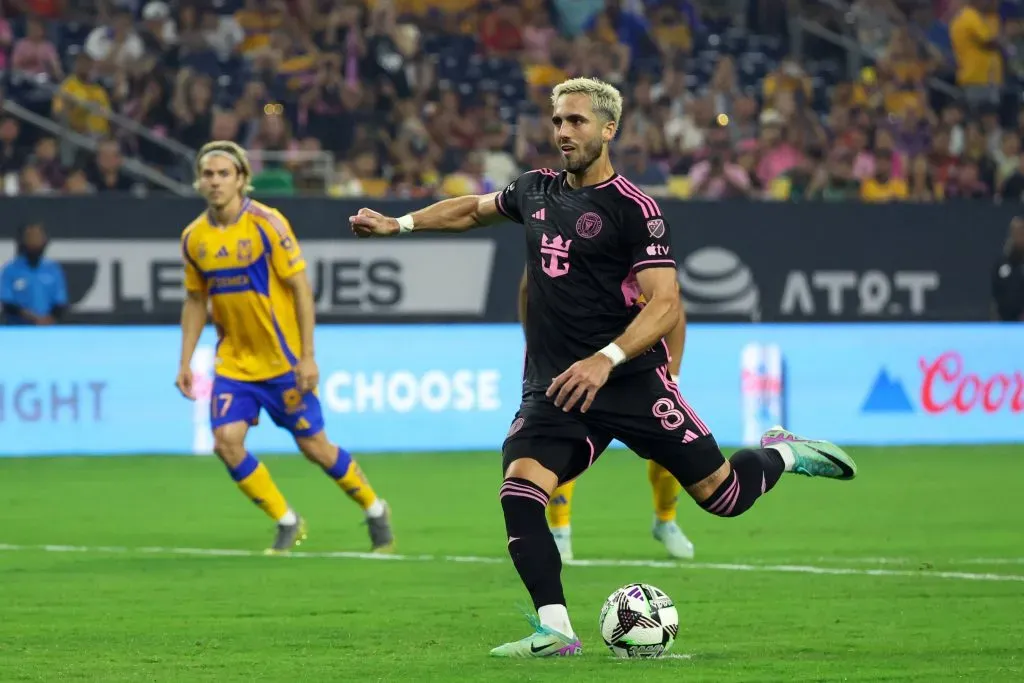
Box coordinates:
[920,351,1024,415]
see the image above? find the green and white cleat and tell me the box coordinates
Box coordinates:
[551,526,573,561]
[761,426,857,480]
[489,614,582,658]
[652,519,695,559]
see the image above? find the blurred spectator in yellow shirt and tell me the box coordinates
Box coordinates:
[235,0,288,57]
[51,55,110,137]
[950,0,1004,110]
[861,150,909,202]
[879,28,932,117]
[762,57,813,109]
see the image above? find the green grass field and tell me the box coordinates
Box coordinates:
[1,447,1022,682]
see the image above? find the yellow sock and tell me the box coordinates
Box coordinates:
[334,459,380,512]
[648,461,681,523]
[547,479,576,529]
[232,454,290,522]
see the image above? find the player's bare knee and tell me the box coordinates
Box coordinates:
[295,431,333,466]
[212,431,246,467]
[683,461,731,505]
[503,458,559,496]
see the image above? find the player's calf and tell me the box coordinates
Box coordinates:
[686,448,786,519]
[500,458,576,640]
[213,423,300,530]
[296,432,392,550]
[683,429,856,519]
[297,432,385,516]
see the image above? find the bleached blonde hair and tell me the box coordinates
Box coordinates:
[550,77,624,128]
[193,140,255,194]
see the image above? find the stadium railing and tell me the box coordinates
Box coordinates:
[0,98,193,195]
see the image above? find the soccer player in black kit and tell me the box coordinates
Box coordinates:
[350,77,858,658]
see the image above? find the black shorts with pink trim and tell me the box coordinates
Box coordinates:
[501,367,726,487]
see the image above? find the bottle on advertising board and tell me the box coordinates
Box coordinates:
[190,346,216,455]
[740,342,786,446]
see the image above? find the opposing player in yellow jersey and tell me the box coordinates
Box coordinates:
[175,140,395,554]
[518,269,695,560]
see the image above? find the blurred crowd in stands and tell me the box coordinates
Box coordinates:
[1,0,1024,202]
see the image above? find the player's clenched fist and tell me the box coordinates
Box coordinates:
[349,208,400,238]
[546,353,614,414]
[175,366,195,400]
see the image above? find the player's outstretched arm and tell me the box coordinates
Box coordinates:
[349,192,506,237]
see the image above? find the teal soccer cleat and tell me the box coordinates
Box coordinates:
[761,426,858,480]
[489,614,582,658]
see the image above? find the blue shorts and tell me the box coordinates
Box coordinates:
[210,372,325,438]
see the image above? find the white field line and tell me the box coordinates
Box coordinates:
[1,543,1022,583]
[806,556,1024,566]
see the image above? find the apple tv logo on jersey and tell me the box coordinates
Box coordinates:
[646,244,670,256]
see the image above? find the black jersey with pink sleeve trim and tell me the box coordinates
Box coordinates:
[495,169,677,391]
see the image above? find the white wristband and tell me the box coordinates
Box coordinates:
[671,374,679,383]
[397,214,415,234]
[598,343,627,367]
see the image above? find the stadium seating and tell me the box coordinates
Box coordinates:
[0,0,1019,201]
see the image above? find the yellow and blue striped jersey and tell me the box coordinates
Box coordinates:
[234,9,284,56]
[181,199,307,382]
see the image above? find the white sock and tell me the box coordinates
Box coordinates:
[768,443,796,472]
[538,604,575,638]
[364,499,385,518]
[550,525,571,537]
[278,509,298,526]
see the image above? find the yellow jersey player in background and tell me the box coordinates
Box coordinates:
[175,141,395,554]
[518,268,695,560]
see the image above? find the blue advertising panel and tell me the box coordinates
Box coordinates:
[0,326,524,455]
[1,324,1021,456]
[688,324,1024,446]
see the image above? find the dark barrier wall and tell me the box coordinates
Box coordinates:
[0,198,1014,323]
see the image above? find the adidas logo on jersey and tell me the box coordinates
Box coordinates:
[215,246,229,258]
[531,208,546,221]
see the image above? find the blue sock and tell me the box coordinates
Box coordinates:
[322,447,353,479]
[227,452,260,482]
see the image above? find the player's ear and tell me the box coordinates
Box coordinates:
[603,120,616,143]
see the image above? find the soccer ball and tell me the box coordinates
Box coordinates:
[599,583,679,658]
